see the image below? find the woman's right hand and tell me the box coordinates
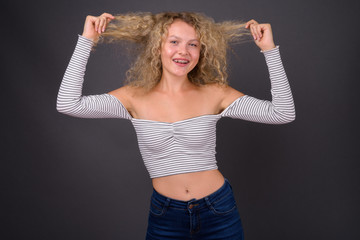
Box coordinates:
[82,13,115,42]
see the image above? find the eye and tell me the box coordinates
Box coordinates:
[170,40,178,44]
[189,43,198,47]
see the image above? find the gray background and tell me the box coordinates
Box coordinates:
[3,0,359,239]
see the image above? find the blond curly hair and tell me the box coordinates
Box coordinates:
[98,12,250,90]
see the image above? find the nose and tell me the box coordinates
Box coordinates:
[178,44,189,55]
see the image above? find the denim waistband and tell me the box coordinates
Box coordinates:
[151,178,233,210]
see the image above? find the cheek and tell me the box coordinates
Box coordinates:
[161,48,175,60]
[192,50,200,64]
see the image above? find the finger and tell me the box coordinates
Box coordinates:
[256,25,263,39]
[245,19,256,28]
[247,19,259,38]
[246,21,253,29]
[101,12,115,19]
[100,16,113,32]
[103,17,112,32]
[249,19,259,26]
[102,17,109,32]
[250,25,258,40]
[249,25,255,40]
[94,18,100,32]
[247,23,252,36]
[256,25,263,40]
[103,18,112,32]
[98,18,103,33]
[99,18,106,33]
[102,20,107,32]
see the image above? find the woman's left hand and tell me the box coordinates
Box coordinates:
[245,19,276,51]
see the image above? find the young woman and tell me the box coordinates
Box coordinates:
[57,12,295,239]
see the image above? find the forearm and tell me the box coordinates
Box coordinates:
[56,35,131,119]
[56,34,94,116]
[222,46,295,124]
[262,45,295,123]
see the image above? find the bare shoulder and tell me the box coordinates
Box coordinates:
[202,83,245,110]
[108,85,144,110]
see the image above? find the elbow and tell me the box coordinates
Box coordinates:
[56,93,81,115]
[56,104,64,114]
[290,112,296,122]
[56,97,84,117]
[56,102,67,115]
[286,114,296,123]
[56,93,66,114]
[56,98,73,115]
[56,99,62,113]
[56,97,65,114]
[56,92,83,116]
[279,111,296,124]
[271,107,295,124]
[288,108,296,123]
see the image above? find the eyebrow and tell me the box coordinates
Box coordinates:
[168,35,199,42]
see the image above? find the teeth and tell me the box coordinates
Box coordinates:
[174,59,189,64]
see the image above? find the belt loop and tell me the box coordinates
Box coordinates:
[204,197,211,207]
[164,198,171,207]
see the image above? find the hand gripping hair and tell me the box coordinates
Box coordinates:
[98,12,251,90]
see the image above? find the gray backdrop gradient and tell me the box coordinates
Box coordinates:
[3,0,359,239]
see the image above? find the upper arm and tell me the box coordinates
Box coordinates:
[203,83,244,113]
[108,85,135,116]
[219,85,245,111]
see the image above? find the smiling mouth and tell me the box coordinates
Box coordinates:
[173,59,190,64]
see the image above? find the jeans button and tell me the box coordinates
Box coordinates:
[189,204,193,209]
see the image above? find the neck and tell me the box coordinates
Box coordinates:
[156,74,194,94]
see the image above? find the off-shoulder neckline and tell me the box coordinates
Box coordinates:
[107,94,246,125]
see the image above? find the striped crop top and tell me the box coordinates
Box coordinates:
[57,35,295,178]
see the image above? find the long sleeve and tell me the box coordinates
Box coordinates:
[56,35,132,120]
[221,46,295,124]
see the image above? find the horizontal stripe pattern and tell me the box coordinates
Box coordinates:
[132,115,220,178]
[57,35,295,179]
[56,35,131,119]
[221,46,296,124]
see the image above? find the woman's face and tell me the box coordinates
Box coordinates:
[160,20,200,79]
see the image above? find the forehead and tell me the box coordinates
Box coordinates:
[165,20,199,40]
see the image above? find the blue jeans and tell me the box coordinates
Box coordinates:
[146,178,244,239]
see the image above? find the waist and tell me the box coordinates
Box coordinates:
[151,169,225,201]
[151,176,232,209]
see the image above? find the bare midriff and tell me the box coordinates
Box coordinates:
[151,169,225,201]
